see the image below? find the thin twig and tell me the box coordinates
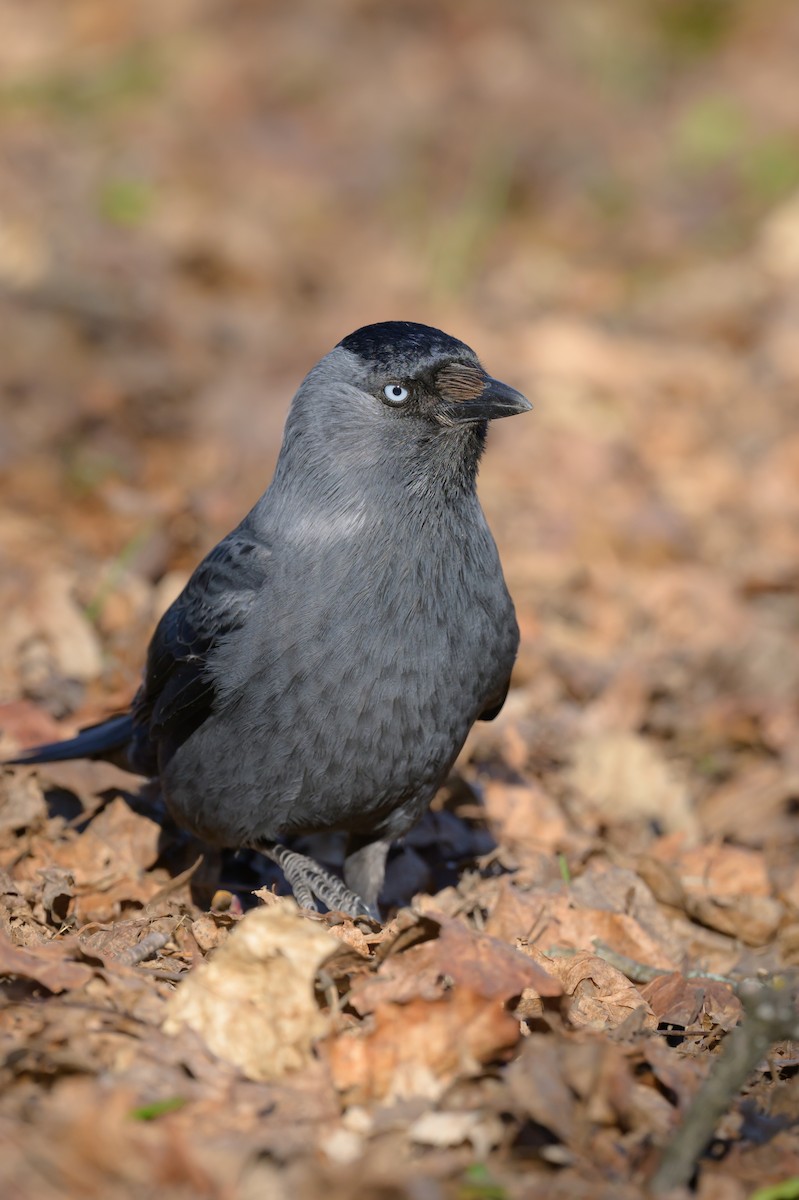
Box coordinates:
[651,977,799,1192]
[144,854,205,907]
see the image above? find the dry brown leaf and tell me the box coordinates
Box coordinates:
[634,852,688,910]
[27,758,143,816]
[38,866,74,925]
[570,861,684,961]
[488,882,680,973]
[43,796,162,891]
[638,972,706,1027]
[190,914,228,953]
[697,979,743,1032]
[325,986,521,1104]
[544,902,679,970]
[348,941,449,1012]
[687,893,783,946]
[664,841,772,898]
[639,970,742,1033]
[163,902,338,1082]
[649,838,784,945]
[484,877,551,941]
[350,914,560,1015]
[503,1033,577,1143]
[700,761,799,847]
[433,916,561,998]
[538,949,657,1031]
[323,917,373,957]
[0,927,93,993]
[480,778,573,859]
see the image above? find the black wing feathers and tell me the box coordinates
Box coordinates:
[129,530,269,772]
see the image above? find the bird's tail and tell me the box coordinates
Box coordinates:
[6,713,135,770]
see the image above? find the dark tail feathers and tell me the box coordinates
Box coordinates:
[6,713,135,770]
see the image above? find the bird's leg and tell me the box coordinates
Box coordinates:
[344,836,390,916]
[274,852,316,911]
[252,840,379,920]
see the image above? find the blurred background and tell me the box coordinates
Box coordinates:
[1,0,798,855]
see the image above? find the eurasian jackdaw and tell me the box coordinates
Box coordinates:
[9,321,531,918]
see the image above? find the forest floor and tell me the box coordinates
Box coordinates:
[1,3,798,1198]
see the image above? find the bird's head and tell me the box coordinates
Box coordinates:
[332,321,531,429]
[275,321,531,502]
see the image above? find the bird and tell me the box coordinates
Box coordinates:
[8,321,531,919]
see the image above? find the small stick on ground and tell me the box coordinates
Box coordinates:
[116,929,172,967]
[651,976,799,1193]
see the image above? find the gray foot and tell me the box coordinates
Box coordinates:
[252,840,380,921]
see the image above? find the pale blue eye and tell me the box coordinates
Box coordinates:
[383,384,409,405]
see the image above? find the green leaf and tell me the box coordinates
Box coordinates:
[749,1181,799,1200]
[129,1096,187,1121]
[459,1163,507,1200]
[99,178,154,227]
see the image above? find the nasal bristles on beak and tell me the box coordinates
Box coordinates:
[435,363,488,402]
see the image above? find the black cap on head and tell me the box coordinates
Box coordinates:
[339,322,475,372]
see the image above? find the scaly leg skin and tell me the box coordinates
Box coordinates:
[253,840,379,921]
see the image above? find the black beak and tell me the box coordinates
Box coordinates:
[441,376,532,424]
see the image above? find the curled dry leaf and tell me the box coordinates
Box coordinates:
[38,867,75,926]
[163,902,338,1082]
[536,949,657,1032]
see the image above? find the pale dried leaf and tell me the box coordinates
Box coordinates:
[163,903,337,1081]
[569,731,698,836]
[0,769,46,833]
[408,1109,503,1157]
